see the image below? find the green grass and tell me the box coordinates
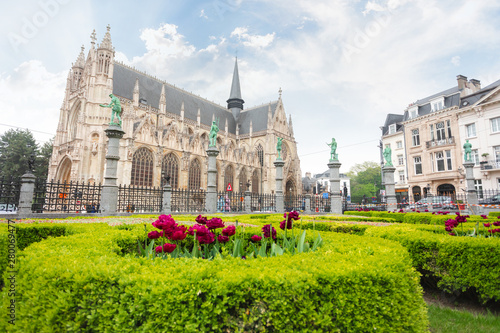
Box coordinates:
[428,303,500,333]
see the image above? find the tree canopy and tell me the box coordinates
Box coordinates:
[0,129,53,180]
[346,161,383,204]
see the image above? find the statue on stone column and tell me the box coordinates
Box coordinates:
[326,138,337,161]
[100,94,122,127]
[383,146,393,166]
[463,139,472,162]
[276,137,283,159]
[209,118,219,147]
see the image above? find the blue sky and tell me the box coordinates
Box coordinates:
[1,0,500,176]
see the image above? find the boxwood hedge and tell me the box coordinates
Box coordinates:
[364,225,500,304]
[1,222,428,332]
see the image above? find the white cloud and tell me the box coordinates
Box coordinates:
[0,60,66,144]
[451,55,461,66]
[200,9,208,19]
[139,23,196,58]
[230,27,275,48]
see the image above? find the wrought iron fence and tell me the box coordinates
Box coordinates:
[311,194,330,213]
[172,188,206,213]
[249,193,276,212]
[0,177,21,212]
[285,194,305,212]
[32,179,102,213]
[118,185,162,213]
[217,191,246,212]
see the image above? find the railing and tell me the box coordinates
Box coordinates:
[217,191,245,212]
[425,136,454,149]
[250,193,276,212]
[311,194,330,213]
[0,177,21,212]
[171,189,206,213]
[117,184,162,213]
[285,194,305,212]
[32,179,102,213]
[480,160,500,171]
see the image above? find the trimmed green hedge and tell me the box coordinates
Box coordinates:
[297,221,369,235]
[365,225,500,303]
[1,222,428,332]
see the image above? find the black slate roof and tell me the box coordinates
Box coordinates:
[381,113,404,135]
[112,63,277,135]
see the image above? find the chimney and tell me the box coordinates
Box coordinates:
[457,75,468,90]
[470,79,481,92]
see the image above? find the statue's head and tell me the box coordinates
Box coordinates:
[109,94,113,98]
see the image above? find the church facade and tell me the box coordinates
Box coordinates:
[48,26,303,196]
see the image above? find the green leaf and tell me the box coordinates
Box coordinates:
[297,230,307,253]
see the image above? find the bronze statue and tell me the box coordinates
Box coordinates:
[209,118,219,147]
[100,94,122,127]
[383,146,393,166]
[276,137,283,159]
[463,139,472,162]
[327,138,337,161]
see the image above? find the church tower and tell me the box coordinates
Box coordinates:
[227,58,245,120]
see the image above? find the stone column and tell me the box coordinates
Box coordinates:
[305,194,311,213]
[205,147,219,214]
[274,159,285,214]
[244,190,251,213]
[383,166,397,209]
[100,124,125,214]
[328,160,342,214]
[162,182,172,214]
[463,161,478,206]
[18,172,36,216]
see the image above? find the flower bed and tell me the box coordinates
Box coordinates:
[0,220,428,332]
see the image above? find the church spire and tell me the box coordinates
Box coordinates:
[227,57,244,120]
[98,24,113,51]
[73,45,85,69]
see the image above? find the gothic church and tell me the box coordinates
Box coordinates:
[49,26,302,195]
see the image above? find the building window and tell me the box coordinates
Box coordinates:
[414,156,422,175]
[409,108,418,119]
[446,150,452,170]
[397,154,404,165]
[255,144,264,166]
[447,120,452,138]
[396,141,403,149]
[131,148,154,187]
[466,123,476,138]
[436,152,445,171]
[161,153,179,188]
[412,129,420,146]
[224,165,234,191]
[436,122,446,140]
[399,170,405,183]
[238,168,247,192]
[388,124,396,134]
[430,124,434,141]
[188,159,201,190]
[494,146,500,164]
[491,117,500,133]
[471,149,479,166]
[432,100,444,111]
[475,180,483,199]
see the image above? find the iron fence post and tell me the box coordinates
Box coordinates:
[305,194,311,213]
[162,183,172,214]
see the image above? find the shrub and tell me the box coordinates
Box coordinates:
[1,222,428,332]
[365,225,500,303]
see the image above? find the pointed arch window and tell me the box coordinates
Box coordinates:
[256,144,264,166]
[282,143,288,160]
[131,148,154,187]
[224,165,234,191]
[239,168,247,192]
[161,153,179,188]
[188,159,201,190]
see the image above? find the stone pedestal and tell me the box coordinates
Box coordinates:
[383,166,397,209]
[305,194,311,213]
[18,172,36,216]
[244,190,251,213]
[274,159,285,214]
[463,161,477,206]
[205,146,219,213]
[100,125,125,214]
[328,160,342,214]
[162,183,172,214]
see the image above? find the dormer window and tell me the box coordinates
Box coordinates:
[408,106,418,119]
[388,124,396,134]
[431,97,445,112]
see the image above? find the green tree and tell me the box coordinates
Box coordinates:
[346,161,382,204]
[0,129,38,179]
[35,139,53,180]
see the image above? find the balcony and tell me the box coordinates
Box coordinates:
[480,160,500,171]
[425,136,454,149]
